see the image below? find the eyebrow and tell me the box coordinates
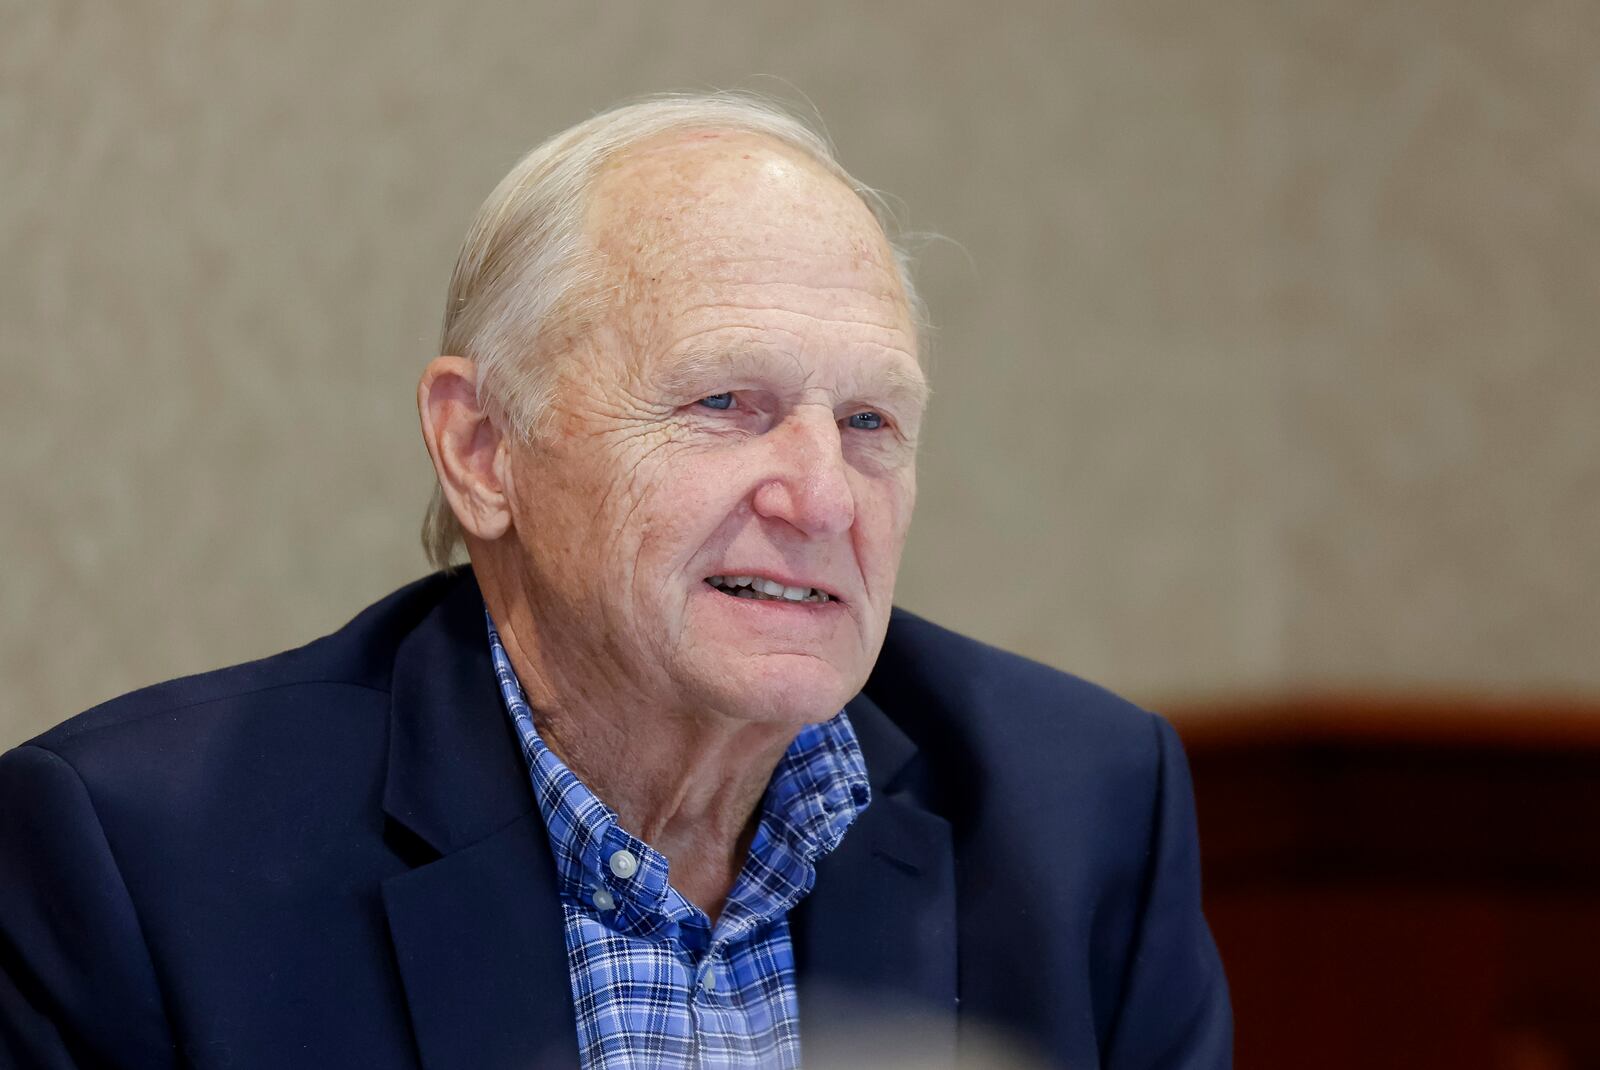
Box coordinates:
[656,341,931,411]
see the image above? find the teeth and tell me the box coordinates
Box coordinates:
[707,575,832,603]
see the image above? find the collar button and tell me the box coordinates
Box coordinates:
[608,849,640,879]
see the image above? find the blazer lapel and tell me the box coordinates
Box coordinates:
[793,693,959,1067]
[378,574,580,1070]
[382,813,577,1070]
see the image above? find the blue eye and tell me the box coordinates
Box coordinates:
[698,393,734,410]
[847,411,885,431]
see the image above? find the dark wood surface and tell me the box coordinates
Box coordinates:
[1170,695,1600,1070]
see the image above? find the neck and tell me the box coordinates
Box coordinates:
[488,596,801,922]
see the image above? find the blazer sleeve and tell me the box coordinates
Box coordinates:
[1102,716,1233,1070]
[0,744,177,1069]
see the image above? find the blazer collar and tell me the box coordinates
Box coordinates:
[380,570,931,855]
[382,571,537,857]
[380,571,577,1069]
[792,691,960,1066]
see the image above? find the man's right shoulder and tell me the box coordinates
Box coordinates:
[20,570,466,761]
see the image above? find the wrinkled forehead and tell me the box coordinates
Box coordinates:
[584,132,912,332]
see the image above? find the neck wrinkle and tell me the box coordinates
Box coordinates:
[486,589,801,908]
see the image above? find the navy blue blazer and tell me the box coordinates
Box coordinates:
[0,571,1230,1068]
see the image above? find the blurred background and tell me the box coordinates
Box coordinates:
[3,2,1597,1066]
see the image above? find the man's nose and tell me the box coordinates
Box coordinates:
[750,407,855,537]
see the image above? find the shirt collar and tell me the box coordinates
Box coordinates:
[485,607,870,945]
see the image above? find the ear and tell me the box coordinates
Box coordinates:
[417,356,512,542]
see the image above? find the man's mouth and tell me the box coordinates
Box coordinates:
[705,575,835,604]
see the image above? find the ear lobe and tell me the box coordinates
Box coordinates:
[417,356,513,542]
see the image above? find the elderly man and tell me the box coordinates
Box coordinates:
[0,96,1230,1068]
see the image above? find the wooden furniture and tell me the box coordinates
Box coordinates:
[1170,695,1600,1070]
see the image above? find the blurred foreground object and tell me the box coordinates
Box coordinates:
[1174,694,1600,1070]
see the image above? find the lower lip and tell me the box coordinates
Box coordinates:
[701,583,843,611]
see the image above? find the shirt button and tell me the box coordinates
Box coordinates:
[608,849,640,879]
[591,887,615,912]
[699,965,717,992]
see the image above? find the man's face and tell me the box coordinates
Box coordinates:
[501,133,926,727]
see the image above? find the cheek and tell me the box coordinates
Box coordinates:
[624,449,748,569]
[853,471,917,575]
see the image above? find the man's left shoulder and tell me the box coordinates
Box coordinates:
[868,607,1175,794]
[865,613,1229,1065]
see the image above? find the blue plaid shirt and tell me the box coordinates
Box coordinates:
[486,611,871,1068]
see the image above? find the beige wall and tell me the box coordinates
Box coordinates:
[4,1,1597,748]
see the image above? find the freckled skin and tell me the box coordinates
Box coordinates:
[466,133,926,913]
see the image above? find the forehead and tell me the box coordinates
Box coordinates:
[585,132,916,355]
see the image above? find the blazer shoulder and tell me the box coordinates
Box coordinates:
[875,607,1159,737]
[22,571,462,760]
[869,607,1169,802]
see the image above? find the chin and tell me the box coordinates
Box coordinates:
[696,653,864,726]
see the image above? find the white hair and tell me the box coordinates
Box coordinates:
[422,91,924,569]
